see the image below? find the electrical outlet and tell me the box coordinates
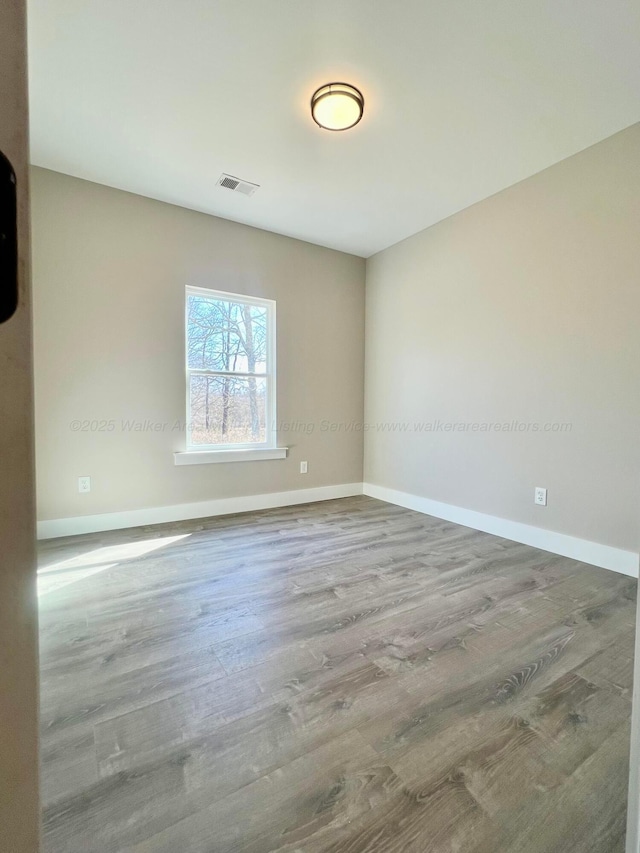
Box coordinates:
[78,476,91,494]
[534,486,547,506]
[300,461,308,474]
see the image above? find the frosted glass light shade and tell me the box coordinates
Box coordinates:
[311,83,364,131]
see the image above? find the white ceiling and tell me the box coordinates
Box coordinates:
[28,0,640,258]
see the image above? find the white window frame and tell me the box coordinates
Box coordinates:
[177,286,284,463]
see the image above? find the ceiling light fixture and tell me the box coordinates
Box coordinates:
[310,82,364,131]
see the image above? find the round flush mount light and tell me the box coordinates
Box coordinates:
[310,82,364,131]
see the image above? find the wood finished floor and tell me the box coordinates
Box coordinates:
[38,496,636,853]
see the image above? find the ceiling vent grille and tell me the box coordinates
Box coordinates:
[217,174,260,197]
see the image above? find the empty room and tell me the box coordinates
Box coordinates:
[1,1,640,852]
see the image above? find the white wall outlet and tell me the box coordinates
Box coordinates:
[78,476,91,494]
[534,486,547,506]
[300,461,308,474]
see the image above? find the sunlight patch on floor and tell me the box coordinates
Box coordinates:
[38,534,191,597]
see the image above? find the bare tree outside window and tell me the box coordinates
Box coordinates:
[186,288,274,448]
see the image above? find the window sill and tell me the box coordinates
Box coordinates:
[174,447,289,466]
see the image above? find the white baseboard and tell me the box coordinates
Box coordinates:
[363,482,639,578]
[37,481,640,579]
[37,483,364,539]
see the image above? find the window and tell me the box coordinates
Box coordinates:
[185,287,276,451]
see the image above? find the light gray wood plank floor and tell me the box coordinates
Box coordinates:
[38,496,636,852]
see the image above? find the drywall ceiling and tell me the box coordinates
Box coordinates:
[28,0,640,257]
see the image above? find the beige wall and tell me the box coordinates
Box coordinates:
[32,169,365,522]
[0,0,40,850]
[365,123,640,553]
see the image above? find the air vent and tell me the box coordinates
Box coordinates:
[217,174,260,197]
